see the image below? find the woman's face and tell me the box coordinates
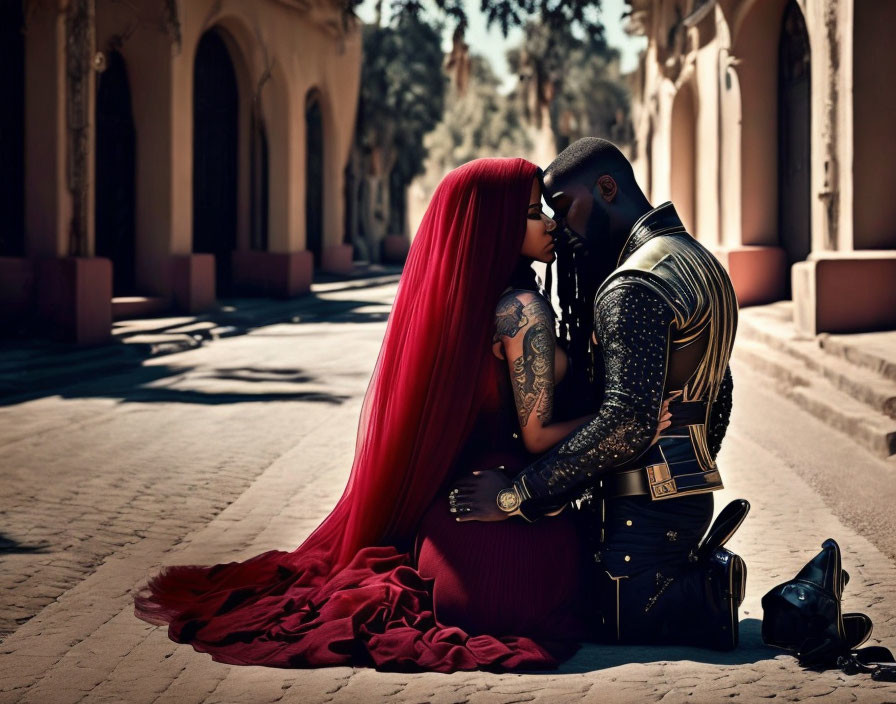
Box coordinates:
[520,178,557,263]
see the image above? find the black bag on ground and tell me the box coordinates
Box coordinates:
[761,538,896,680]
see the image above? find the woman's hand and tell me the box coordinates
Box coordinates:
[449,470,513,522]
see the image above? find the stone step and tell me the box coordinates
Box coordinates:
[111,296,169,321]
[737,304,896,420]
[819,332,896,384]
[732,339,896,458]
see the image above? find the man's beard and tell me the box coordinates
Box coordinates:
[577,202,619,288]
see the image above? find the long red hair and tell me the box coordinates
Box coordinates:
[324,156,539,563]
[133,158,541,670]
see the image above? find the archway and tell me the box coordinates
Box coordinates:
[193,30,239,297]
[95,51,137,295]
[670,81,697,236]
[305,93,324,266]
[0,0,25,256]
[777,0,811,266]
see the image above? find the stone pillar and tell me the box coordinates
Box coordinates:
[231,251,312,298]
[170,254,216,314]
[320,244,354,275]
[0,258,35,335]
[25,0,70,259]
[792,253,896,336]
[19,0,114,344]
[35,257,112,345]
[714,246,788,307]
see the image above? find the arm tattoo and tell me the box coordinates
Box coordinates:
[510,282,676,513]
[494,296,525,342]
[493,294,553,343]
[494,293,557,428]
[511,320,554,427]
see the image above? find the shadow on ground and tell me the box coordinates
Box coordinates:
[46,364,351,406]
[0,291,392,406]
[558,619,780,673]
[0,532,51,555]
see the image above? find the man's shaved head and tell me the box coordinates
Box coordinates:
[544,138,638,193]
[542,138,653,388]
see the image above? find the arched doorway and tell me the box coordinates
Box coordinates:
[95,51,137,295]
[306,94,324,266]
[777,0,811,266]
[0,0,25,257]
[193,30,239,297]
[670,81,697,236]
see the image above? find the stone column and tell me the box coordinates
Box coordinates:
[25,0,112,344]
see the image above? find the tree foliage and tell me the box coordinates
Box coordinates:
[346,0,625,260]
[424,55,531,176]
[506,20,631,153]
[389,0,605,40]
[347,14,445,260]
[356,15,446,185]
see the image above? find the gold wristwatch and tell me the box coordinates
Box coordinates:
[496,486,522,513]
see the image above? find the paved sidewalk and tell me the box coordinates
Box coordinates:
[1,282,895,703]
[0,266,402,405]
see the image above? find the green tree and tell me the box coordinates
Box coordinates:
[346,0,612,260]
[506,20,631,161]
[424,55,531,177]
[389,0,605,39]
[403,38,533,240]
[346,15,445,261]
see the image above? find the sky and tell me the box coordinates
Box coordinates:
[355,0,647,93]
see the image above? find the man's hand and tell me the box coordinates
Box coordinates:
[448,470,514,522]
[653,390,679,443]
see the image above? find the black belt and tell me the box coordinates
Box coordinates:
[600,402,707,500]
[603,467,650,498]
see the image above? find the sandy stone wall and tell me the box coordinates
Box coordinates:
[626,0,896,332]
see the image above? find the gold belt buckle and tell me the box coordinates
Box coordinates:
[646,461,677,498]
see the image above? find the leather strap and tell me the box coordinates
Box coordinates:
[837,647,896,680]
[603,467,650,498]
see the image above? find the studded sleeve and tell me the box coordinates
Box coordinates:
[511,281,677,520]
[707,365,733,460]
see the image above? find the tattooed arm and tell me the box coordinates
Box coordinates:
[450,285,675,523]
[494,291,595,455]
[508,283,678,520]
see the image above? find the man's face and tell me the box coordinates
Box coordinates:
[543,173,610,251]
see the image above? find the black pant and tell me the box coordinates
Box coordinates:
[577,492,715,644]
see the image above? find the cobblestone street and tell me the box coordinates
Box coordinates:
[1,280,895,703]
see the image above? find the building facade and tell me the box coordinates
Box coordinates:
[0,0,361,343]
[625,0,896,336]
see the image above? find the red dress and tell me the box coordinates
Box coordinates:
[415,357,587,649]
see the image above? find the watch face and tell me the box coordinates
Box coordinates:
[497,488,520,512]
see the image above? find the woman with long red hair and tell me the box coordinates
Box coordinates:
[134,157,600,671]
